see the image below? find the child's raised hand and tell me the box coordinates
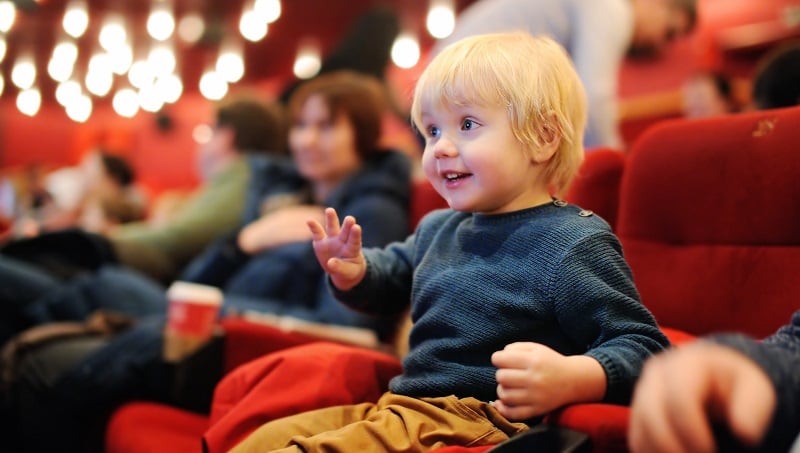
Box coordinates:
[491,342,606,420]
[307,207,367,291]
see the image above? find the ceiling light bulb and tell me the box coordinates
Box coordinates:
[0,1,16,34]
[63,0,89,38]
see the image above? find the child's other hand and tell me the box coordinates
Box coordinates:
[307,207,367,291]
[492,342,570,420]
[491,342,605,420]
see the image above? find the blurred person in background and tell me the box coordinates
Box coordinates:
[1,96,288,285]
[0,70,412,453]
[432,0,698,150]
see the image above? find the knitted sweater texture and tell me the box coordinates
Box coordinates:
[334,201,669,405]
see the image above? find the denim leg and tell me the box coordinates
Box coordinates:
[0,255,61,343]
[9,314,170,453]
[22,265,168,326]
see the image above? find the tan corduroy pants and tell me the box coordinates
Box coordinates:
[229,391,530,452]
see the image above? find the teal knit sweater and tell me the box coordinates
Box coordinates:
[334,200,669,405]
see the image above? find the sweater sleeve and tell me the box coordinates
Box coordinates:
[551,231,670,404]
[330,233,416,318]
[709,310,800,452]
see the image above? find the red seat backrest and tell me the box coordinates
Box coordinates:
[565,147,625,229]
[617,106,800,338]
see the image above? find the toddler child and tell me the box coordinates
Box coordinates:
[230,31,669,452]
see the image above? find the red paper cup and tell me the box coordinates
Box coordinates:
[163,281,223,362]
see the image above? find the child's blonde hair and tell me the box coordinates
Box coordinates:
[411,31,587,194]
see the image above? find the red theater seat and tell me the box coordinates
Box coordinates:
[566,147,626,229]
[531,105,800,451]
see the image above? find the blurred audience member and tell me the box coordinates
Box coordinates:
[1,96,287,284]
[0,70,411,453]
[109,95,288,283]
[682,71,740,118]
[431,0,698,149]
[10,150,146,238]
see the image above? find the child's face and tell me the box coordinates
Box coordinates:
[419,100,552,215]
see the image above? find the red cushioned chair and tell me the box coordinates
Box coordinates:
[537,106,800,451]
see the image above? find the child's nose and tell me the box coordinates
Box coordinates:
[432,136,458,158]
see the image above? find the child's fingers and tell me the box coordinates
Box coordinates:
[340,218,362,250]
[324,208,341,236]
[307,219,326,241]
[325,257,360,279]
[339,215,355,239]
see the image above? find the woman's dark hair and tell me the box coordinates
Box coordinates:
[752,42,800,110]
[287,70,387,158]
[215,96,288,154]
[99,152,136,187]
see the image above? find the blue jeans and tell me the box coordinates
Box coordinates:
[4,315,170,453]
[0,256,168,344]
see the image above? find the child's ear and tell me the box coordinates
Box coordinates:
[529,116,561,163]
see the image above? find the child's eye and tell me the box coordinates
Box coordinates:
[461,119,477,131]
[427,125,440,138]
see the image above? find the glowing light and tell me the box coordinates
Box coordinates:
[17,88,41,117]
[178,13,205,43]
[426,2,455,39]
[11,56,36,90]
[192,123,213,144]
[199,70,228,100]
[56,79,81,106]
[254,0,281,23]
[113,87,140,118]
[293,45,320,79]
[99,15,127,52]
[239,8,267,42]
[148,3,175,41]
[129,60,155,89]
[148,44,176,77]
[154,73,183,103]
[217,50,245,83]
[63,0,89,38]
[0,1,16,33]
[391,33,421,69]
[66,93,93,122]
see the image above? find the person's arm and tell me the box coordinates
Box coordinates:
[110,159,250,273]
[491,230,668,421]
[553,231,670,404]
[629,340,777,453]
[629,311,800,453]
[570,0,633,149]
[707,312,800,452]
[237,205,325,255]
